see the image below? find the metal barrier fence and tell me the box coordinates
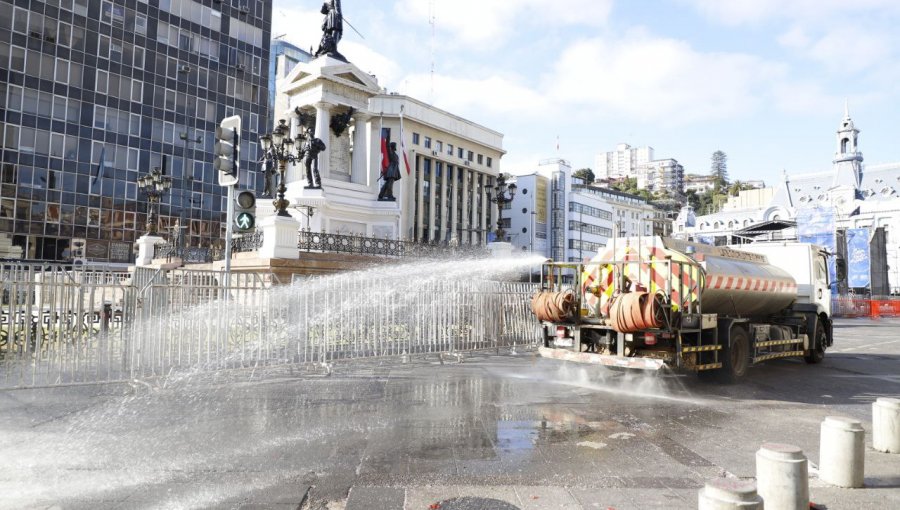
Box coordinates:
[2,263,540,388]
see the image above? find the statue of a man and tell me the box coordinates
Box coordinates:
[301,128,326,189]
[378,142,401,201]
[314,0,344,59]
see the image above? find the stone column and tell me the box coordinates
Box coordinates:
[350,112,369,185]
[450,165,459,242]
[314,101,331,179]
[428,158,437,241]
[438,162,448,241]
[461,169,471,244]
[416,155,425,242]
[480,173,489,242]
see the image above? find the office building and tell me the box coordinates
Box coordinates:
[0,0,271,262]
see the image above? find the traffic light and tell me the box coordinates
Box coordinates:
[214,115,241,186]
[235,190,256,231]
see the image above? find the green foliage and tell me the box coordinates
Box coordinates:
[572,168,595,183]
[710,150,728,191]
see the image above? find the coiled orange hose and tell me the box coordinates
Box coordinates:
[607,291,665,333]
[531,291,576,322]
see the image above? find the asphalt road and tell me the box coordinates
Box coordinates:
[0,318,898,509]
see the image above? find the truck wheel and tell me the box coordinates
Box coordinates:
[804,321,826,364]
[699,326,749,383]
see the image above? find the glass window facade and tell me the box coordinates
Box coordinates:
[0,0,271,261]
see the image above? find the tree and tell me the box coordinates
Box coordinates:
[572,168,595,184]
[710,150,728,191]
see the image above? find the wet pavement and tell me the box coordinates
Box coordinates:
[0,318,898,509]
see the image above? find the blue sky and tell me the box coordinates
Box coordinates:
[272,0,900,186]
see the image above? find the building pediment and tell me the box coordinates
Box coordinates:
[281,56,381,96]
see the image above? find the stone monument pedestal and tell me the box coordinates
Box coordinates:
[259,215,301,260]
[135,235,164,267]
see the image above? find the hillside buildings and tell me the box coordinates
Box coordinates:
[594,143,685,195]
[0,0,271,262]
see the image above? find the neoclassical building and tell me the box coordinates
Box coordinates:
[677,106,900,291]
[264,55,504,244]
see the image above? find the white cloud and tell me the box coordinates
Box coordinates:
[393,0,613,46]
[545,33,787,124]
[682,0,900,25]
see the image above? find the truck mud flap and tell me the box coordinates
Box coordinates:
[537,347,665,370]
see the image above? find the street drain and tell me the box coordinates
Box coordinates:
[433,497,520,510]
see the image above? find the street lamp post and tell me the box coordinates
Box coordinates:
[137,167,172,235]
[259,119,304,217]
[487,173,517,242]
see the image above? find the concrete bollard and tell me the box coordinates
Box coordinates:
[819,416,865,487]
[698,478,762,510]
[756,443,809,510]
[873,397,900,453]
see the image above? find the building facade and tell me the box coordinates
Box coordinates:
[505,159,667,263]
[595,143,653,180]
[595,143,684,196]
[270,55,504,245]
[267,38,309,131]
[0,0,271,262]
[678,107,900,292]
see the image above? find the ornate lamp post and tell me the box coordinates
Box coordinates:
[259,119,303,218]
[487,173,517,242]
[137,167,172,235]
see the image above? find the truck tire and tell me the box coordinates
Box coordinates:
[804,321,826,364]
[699,326,749,384]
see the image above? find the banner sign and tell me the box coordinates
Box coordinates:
[846,228,871,288]
[796,207,837,285]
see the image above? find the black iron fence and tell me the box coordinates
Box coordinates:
[151,229,489,264]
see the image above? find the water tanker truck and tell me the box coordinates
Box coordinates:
[532,237,839,382]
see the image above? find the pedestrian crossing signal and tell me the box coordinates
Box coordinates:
[235,190,256,231]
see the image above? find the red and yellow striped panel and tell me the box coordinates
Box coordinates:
[582,243,703,318]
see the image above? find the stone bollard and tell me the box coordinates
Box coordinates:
[698,478,762,510]
[873,397,900,453]
[819,416,865,488]
[756,443,809,510]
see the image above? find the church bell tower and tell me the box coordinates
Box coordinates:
[832,101,863,190]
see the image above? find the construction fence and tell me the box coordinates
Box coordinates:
[1,263,540,389]
[832,295,900,318]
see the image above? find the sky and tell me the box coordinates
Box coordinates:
[271,0,900,186]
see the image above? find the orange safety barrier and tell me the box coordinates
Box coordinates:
[831,296,900,318]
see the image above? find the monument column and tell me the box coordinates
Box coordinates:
[428,158,437,241]
[450,166,459,242]
[416,155,425,241]
[351,112,369,185]
[314,101,332,179]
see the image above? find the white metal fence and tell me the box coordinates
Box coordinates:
[1,263,539,388]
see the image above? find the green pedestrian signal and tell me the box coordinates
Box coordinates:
[234,190,256,231]
[235,211,254,230]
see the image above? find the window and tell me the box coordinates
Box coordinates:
[131,80,143,102]
[7,85,23,112]
[10,46,25,73]
[458,147,464,158]
[96,70,108,94]
[110,41,123,63]
[94,105,106,129]
[74,0,88,17]
[129,113,141,136]
[135,14,147,36]
[412,133,420,145]
[467,150,474,162]
[134,47,145,69]
[447,143,453,155]
[477,154,483,165]
[52,95,67,120]
[486,157,492,168]
[98,35,110,60]
[57,22,72,46]
[55,59,69,84]
[435,141,443,152]
[50,133,65,158]
[12,7,27,34]
[424,136,432,149]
